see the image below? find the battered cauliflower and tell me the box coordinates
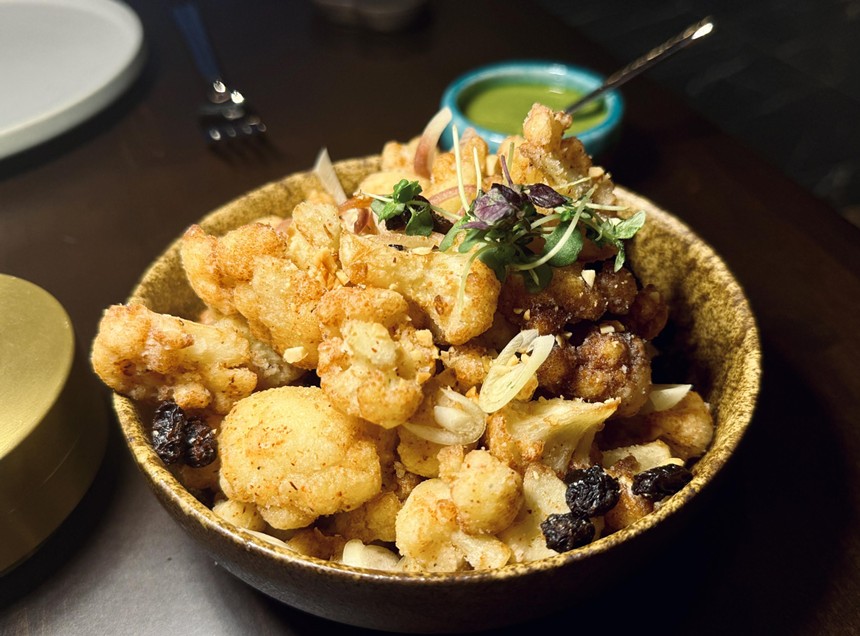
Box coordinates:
[498,463,569,563]
[180,222,290,316]
[338,231,501,345]
[91,303,257,414]
[394,479,463,571]
[181,223,331,369]
[439,343,494,392]
[643,390,714,460]
[316,286,438,429]
[321,491,401,544]
[211,314,305,388]
[485,396,619,476]
[539,329,652,418]
[440,449,523,536]
[502,103,615,205]
[279,200,342,289]
[232,255,327,368]
[499,263,627,336]
[218,386,382,529]
[395,478,511,572]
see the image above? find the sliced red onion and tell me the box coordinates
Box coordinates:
[413,107,452,178]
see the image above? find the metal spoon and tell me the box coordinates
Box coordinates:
[565,16,715,116]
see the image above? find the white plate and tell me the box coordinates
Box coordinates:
[0,0,145,159]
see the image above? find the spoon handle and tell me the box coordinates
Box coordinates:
[565,16,714,115]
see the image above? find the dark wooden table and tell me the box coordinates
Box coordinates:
[2,1,858,634]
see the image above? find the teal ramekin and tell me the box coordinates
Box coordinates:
[439,60,624,156]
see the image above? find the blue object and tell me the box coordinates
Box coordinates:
[439,60,624,157]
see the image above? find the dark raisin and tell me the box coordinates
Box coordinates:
[184,417,218,467]
[152,401,187,465]
[430,207,454,234]
[540,513,595,552]
[383,214,406,231]
[632,464,693,501]
[564,465,620,517]
[387,243,406,251]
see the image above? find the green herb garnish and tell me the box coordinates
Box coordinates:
[440,163,645,292]
[366,151,644,294]
[368,179,454,236]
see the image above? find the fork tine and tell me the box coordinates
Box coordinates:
[174,1,268,149]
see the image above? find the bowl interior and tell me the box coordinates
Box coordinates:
[112,157,760,632]
[440,60,624,155]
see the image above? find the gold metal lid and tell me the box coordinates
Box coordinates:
[0,274,108,573]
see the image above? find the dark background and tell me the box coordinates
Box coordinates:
[538,0,860,228]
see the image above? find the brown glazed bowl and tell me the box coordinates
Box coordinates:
[111,157,761,633]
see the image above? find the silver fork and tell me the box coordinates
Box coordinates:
[172,2,267,143]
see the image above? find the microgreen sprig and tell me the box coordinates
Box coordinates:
[365,133,644,294]
[366,179,456,236]
[439,165,646,292]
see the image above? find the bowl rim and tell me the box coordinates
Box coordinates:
[440,59,625,150]
[114,161,760,586]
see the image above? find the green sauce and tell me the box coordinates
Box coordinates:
[461,82,607,136]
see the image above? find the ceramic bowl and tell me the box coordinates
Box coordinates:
[111,156,760,633]
[439,60,624,156]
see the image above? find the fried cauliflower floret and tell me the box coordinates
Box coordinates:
[91,304,257,414]
[321,491,402,544]
[212,314,305,388]
[604,457,654,532]
[279,200,342,289]
[621,284,670,341]
[502,104,615,205]
[439,343,494,392]
[425,132,494,215]
[180,223,290,316]
[232,255,326,368]
[499,262,608,334]
[395,479,463,572]
[571,330,652,417]
[181,222,335,369]
[316,286,438,429]
[339,231,500,345]
[395,479,511,572]
[359,171,430,201]
[540,328,652,418]
[380,137,421,172]
[644,391,714,460]
[498,463,570,563]
[486,396,619,476]
[218,386,382,530]
[440,449,523,535]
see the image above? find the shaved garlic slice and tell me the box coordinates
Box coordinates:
[413,107,452,178]
[341,539,401,571]
[641,384,692,414]
[478,330,555,413]
[314,147,347,204]
[244,529,290,549]
[402,388,486,445]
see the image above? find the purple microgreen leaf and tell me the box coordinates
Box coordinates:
[525,183,567,208]
[472,184,524,225]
